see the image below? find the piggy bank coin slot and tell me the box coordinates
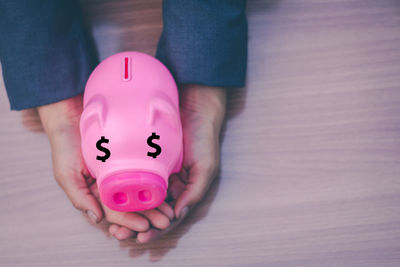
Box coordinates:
[122,56,131,81]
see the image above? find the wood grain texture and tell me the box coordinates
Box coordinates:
[1,0,400,266]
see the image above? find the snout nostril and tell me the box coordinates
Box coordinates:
[113,192,128,205]
[138,190,152,202]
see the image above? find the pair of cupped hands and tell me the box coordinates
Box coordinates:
[37,84,226,243]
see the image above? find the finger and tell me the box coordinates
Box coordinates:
[114,226,135,240]
[90,183,150,232]
[168,174,186,201]
[138,209,171,230]
[82,165,96,187]
[60,174,103,223]
[136,209,190,244]
[156,202,175,220]
[176,167,189,182]
[89,182,100,199]
[105,209,150,232]
[174,164,215,218]
[136,228,162,244]
[109,224,135,240]
[109,224,120,236]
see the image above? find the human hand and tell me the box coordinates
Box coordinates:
[88,182,173,240]
[38,95,103,223]
[109,84,227,243]
[38,95,169,235]
[169,84,226,218]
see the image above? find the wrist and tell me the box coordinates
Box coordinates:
[37,94,83,136]
[180,84,227,127]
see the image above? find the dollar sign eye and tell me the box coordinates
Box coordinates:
[147,132,162,159]
[96,136,111,162]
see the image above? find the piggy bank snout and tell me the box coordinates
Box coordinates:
[99,171,167,212]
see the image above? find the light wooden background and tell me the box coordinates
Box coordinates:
[1,0,400,266]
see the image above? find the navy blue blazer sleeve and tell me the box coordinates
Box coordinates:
[156,0,248,88]
[0,0,98,110]
[1,0,247,110]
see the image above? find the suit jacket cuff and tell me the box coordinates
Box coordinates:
[156,0,248,88]
[0,0,98,110]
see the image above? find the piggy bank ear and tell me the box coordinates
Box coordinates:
[147,97,180,130]
[80,94,108,136]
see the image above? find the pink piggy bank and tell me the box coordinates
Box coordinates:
[80,51,183,212]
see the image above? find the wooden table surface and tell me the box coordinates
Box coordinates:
[1,0,400,266]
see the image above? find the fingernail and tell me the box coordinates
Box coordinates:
[109,227,117,236]
[180,206,189,219]
[114,232,123,240]
[87,210,98,224]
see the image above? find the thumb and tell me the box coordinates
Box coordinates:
[59,173,104,224]
[174,164,215,219]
